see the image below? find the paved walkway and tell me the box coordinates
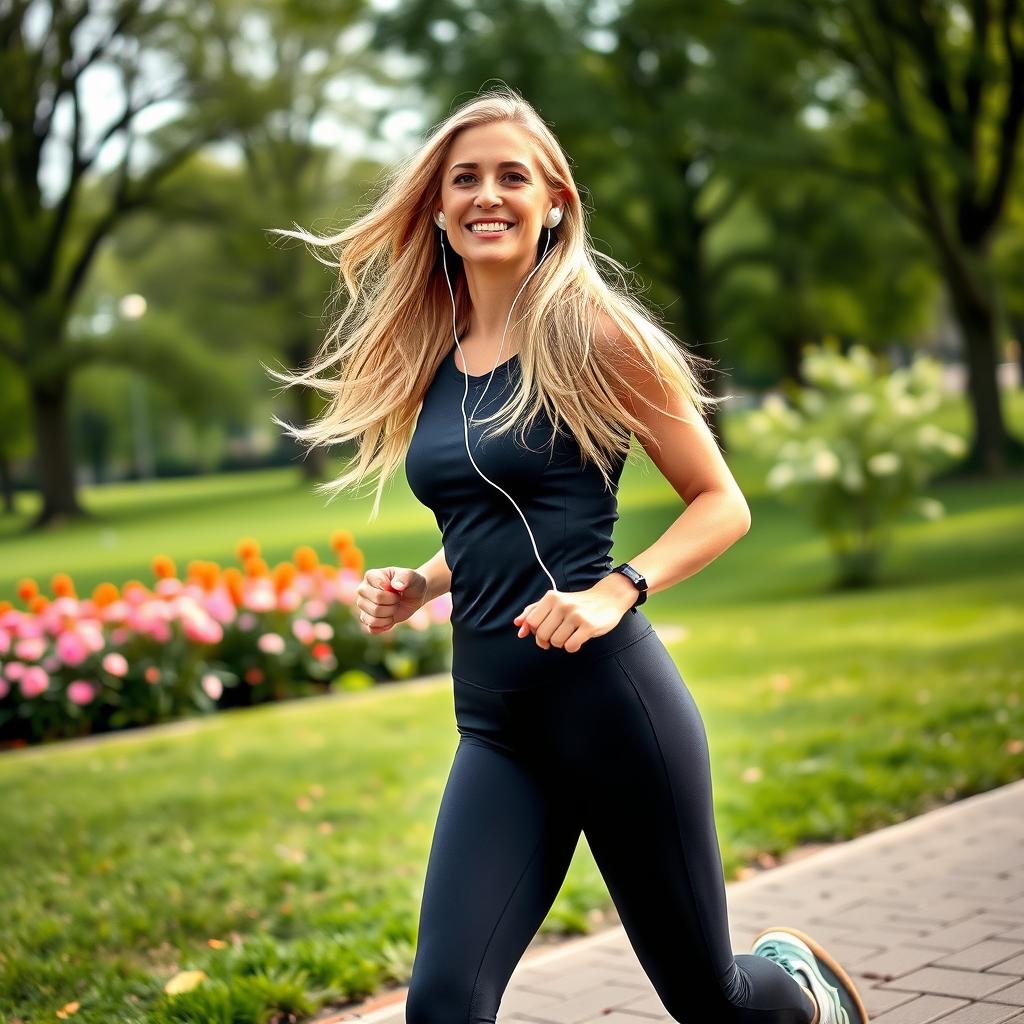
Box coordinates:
[323,777,1024,1024]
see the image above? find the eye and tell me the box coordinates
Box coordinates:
[453,172,528,185]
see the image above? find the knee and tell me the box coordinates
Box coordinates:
[404,967,474,1024]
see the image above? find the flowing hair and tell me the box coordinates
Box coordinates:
[264,84,723,520]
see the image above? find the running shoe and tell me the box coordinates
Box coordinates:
[750,925,869,1024]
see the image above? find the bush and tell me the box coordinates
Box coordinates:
[746,340,966,587]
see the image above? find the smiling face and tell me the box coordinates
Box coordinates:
[437,121,557,265]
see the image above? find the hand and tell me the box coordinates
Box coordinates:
[356,567,428,634]
[512,576,639,653]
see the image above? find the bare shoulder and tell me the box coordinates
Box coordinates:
[590,308,746,511]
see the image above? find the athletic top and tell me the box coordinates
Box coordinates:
[404,342,653,691]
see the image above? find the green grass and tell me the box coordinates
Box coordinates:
[1,394,1023,1023]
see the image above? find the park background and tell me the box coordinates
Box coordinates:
[1,0,1023,1021]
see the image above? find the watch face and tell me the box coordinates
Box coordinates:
[616,564,645,589]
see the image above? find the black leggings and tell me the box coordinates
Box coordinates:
[405,628,816,1024]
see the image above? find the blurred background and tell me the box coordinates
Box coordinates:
[1,1,1022,1021]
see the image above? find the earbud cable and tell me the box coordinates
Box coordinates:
[438,224,561,596]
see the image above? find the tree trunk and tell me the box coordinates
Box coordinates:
[0,455,15,515]
[944,268,1024,475]
[29,378,89,527]
[1011,315,1024,392]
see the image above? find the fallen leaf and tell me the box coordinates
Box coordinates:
[164,969,207,995]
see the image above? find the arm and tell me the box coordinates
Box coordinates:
[415,544,452,603]
[592,322,752,614]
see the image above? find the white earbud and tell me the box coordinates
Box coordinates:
[436,211,562,598]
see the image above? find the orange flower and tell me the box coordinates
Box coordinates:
[92,582,121,608]
[221,567,244,605]
[237,537,261,562]
[321,565,338,579]
[330,529,354,552]
[293,545,319,572]
[272,562,297,592]
[243,556,268,578]
[0,600,11,615]
[51,573,77,598]
[29,594,49,614]
[200,562,221,589]
[340,548,364,574]
[16,578,38,603]
[152,555,177,580]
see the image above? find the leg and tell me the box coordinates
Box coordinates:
[553,634,816,1024]
[406,680,581,1024]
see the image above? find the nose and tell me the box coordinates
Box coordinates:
[474,178,503,208]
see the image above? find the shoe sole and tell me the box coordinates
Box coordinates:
[752,924,870,1023]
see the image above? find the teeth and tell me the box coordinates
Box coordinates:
[470,222,512,232]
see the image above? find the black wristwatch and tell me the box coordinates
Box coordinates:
[609,562,648,611]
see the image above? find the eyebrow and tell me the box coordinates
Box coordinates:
[449,161,531,173]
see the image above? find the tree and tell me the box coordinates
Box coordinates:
[738,0,1024,475]
[0,0,229,527]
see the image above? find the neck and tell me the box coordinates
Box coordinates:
[461,253,536,342]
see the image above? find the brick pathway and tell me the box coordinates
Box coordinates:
[322,777,1024,1024]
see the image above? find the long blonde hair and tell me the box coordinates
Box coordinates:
[265,84,723,519]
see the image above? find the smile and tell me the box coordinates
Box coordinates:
[467,222,516,235]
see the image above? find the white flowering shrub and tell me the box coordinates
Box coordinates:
[746,340,966,587]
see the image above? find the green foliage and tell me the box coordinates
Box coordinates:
[746,339,967,587]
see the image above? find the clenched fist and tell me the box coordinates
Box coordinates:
[356,567,428,633]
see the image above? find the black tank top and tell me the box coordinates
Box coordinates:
[404,342,652,691]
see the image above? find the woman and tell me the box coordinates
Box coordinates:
[269,87,868,1024]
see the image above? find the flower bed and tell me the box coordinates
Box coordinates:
[0,532,453,748]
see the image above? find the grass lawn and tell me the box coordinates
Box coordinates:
[1,394,1022,1023]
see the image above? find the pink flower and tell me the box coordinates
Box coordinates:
[79,621,105,653]
[313,622,334,641]
[102,652,129,677]
[67,680,97,705]
[333,572,360,604]
[302,599,328,620]
[101,600,129,623]
[180,609,223,645]
[4,661,25,681]
[0,678,8,699]
[14,617,44,640]
[20,666,49,698]
[201,673,223,701]
[237,612,257,631]
[14,637,46,662]
[277,587,302,613]
[292,619,315,645]
[148,621,172,644]
[144,666,161,685]
[257,632,285,655]
[242,579,277,613]
[0,628,10,655]
[204,589,237,625]
[56,629,90,667]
